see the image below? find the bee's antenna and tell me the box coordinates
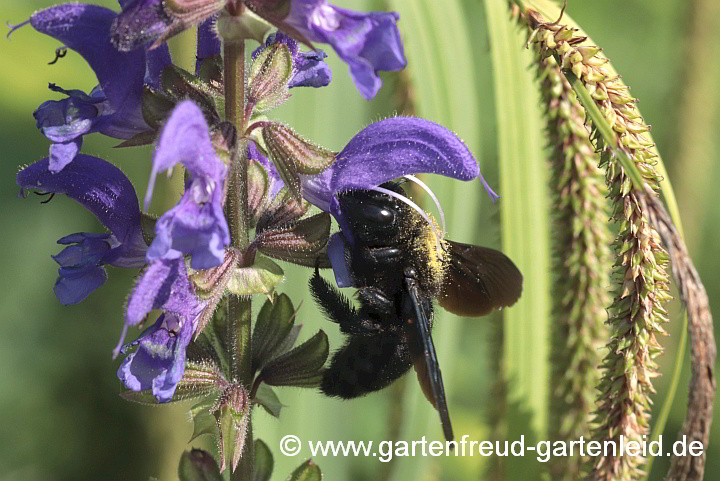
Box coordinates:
[371,185,445,258]
[403,175,446,234]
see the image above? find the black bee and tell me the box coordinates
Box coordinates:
[310,182,523,441]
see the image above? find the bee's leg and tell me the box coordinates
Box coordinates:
[310,267,383,335]
[356,287,396,318]
[321,334,412,399]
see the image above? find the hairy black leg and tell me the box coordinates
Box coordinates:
[321,334,412,399]
[309,268,382,335]
[356,287,396,318]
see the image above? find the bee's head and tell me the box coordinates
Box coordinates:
[337,182,410,247]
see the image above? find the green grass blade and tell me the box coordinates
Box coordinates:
[386,0,487,478]
[485,2,551,478]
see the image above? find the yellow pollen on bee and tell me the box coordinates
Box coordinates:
[422,214,449,279]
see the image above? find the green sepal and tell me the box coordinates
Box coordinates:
[140,213,157,246]
[191,250,238,300]
[178,449,223,481]
[286,459,322,481]
[227,256,285,297]
[248,160,270,226]
[256,189,310,233]
[253,439,274,481]
[258,330,329,388]
[217,401,250,473]
[162,65,221,124]
[115,130,158,148]
[254,384,283,418]
[248,43,293,114]
[119,380,216,405]
[141,85,176,129]
[255,213,331,267]
[196,54,224,91]
[262,123,336,200]
[252,293,296,372]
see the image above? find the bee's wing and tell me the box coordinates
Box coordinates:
[439,240,523,317]
[403,277,454,442]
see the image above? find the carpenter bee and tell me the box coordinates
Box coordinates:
[310,182,523,441]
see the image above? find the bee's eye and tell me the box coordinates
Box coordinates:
[357,204,395,226]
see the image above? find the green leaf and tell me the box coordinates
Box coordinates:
[258,330,329,388]
[286,459,321,481]
[253,439,274,481]
[252,294,296,372]
[178,449,223,481]
[486,0,551,463]
[227,256,285,296]
[254,384,284,418]
[189,410,218,442]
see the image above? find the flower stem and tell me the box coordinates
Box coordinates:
[225,39,250,252]
[223,33,254,479]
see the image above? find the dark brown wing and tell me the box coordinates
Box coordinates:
[438,241,523,317]
[403,277,454,441]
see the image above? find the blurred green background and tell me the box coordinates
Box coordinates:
[1,0,718,480]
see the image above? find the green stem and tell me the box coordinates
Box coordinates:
[565,72,647,190]
[224,34,254,480]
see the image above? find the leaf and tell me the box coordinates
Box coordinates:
[178,449,223,481]
[285,459,321,481]
[227,256,285,296]
[253,384,283,418]
[258,330,328,388]
[253,439,274,481]
[486,0,551,459]
[252,293,296,372]
[190,410,218,442]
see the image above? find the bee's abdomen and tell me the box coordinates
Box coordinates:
[321,334,412,398]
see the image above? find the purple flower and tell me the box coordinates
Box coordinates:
[283,0,406,99]
[117,313,194,402]
[196,15,222,73]
[145,101,230,270]
[16,155,147,304]
[252,31,331,88]
[112,0,228,52]
[116,257,205,400]
[11,3,171,171]
[301,116,497,286]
